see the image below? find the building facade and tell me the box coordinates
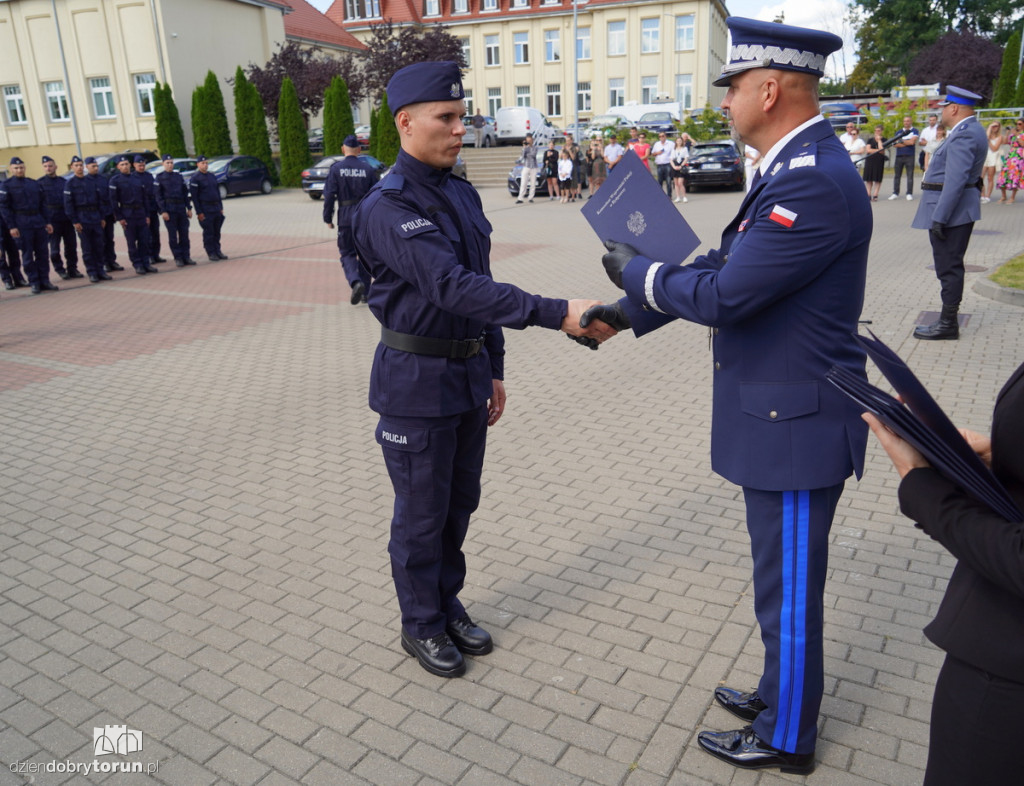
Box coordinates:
[329,0,728,128]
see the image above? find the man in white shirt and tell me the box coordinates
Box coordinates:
[603,136,625,171]
[918,114,938,168]
[651,132,674,197]
[838,121,856,146]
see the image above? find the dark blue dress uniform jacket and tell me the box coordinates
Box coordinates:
[621,118,871,492]
[38,174,70,222]
[353,150,566,418]
[189,172,222,214]
[154,170,192,213]
[108,171,152,220]
[63,174,108,224]
[0,176,51,230]
[323,155,378,226]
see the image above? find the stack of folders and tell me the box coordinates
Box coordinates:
[827,330,1023,523]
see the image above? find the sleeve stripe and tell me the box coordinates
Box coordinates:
[645,262,665,313]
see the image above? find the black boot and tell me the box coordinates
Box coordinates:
[914,304,959,340]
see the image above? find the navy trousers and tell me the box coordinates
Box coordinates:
[77,223,105,276]
[929,222,973,306]
[162,212,191,260]
[337,225,370,290]
[147,211,161,258]
[1,230,22,284]
[49,218,78,272]
[16,227,51,286]
[122,218,151,268]
[744,482,844,755]
[199,212,224,256]
[102,215,118,267]
[376,406,488,639]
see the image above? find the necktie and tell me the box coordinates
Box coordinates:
[750,167,762,190]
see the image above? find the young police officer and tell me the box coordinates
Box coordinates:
[353,61,615,678]
[323,134,377,304]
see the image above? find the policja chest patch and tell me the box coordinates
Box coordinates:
[398,217,435,236]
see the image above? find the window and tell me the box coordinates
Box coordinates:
[545,30,560,62]
[609,78,624,108]
[424,0,439,15]
[514,32,529,64]
[45,81,70,122]
[482,0,498,9]
[488,87,502,116]
[4,85,27,125]
[346,0,380,18]
[676,74,693,110]
[608,21,625,56]
[453,0,468,12]
[641,18,660,53]
[546,83,561,117]
[90,77,116,119]
[675,14,695,51]
[516,86,531,107]
[485,35,500,66]
[511,0,528,7]
[460,37,471,69]
[576,82,591,112]
[576,26,591,60]
[464,88,473,115]
[641,76,658,103]
[542,0,560,5]
[134,73,156,116]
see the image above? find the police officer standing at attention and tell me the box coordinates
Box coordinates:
[189,156,227,261]
[63,155,112,283]
[154,154,196,267]
[353,61,616,679]
[910,86,988,341]
[324,134,377,304]
[0,156,56,294]
[132,155,165,266]
[39,155,82,280]
[1,207,28,290]
[109,154,157,275]
[583,18,871,774]
[97,159,123,272]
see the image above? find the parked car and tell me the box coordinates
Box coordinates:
[205,155,274,198]
[301,154,387,200]
[584,114,636,139]
[684,140,744,191]
[462,114,497,147]
[63,149,159,179]
[354,124,371,147]
[820,102,868,129]
[144,158,199,181]
[506,162,550,198]
[495,106,557,145]
[635,111,678,136]
[307,127,324,154]
[562,121,590,142]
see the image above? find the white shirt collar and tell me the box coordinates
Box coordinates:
[758,114,824,177]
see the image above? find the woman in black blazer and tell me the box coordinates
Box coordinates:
[864,362,1024,785]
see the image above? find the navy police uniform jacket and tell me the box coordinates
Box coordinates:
[323,155,378,226]
[911,115,987,231]
[620,117,871,492]
[155,169,192,214]
[131,169,158,212]
[353,149,567,418]
[0,176,51,230]
[108,171,152,221]
[189,172,222,215]
[38,174,70,222]
[64,174,108,224]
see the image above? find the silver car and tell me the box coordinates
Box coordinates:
[462,115,496,147]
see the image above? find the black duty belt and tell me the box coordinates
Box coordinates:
[381,327,485,359]
[339,199,359,206]
[920,178,983,192]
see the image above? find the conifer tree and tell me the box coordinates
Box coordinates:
[202,70,233,156]
[278,77,311,187]
[369,106,379,159]
[375,92,399,166]
[158,83,188,157]
[322,80,338,155]
[993,31,1021,107]
[234,66,256,158]
[247,79,278,185]
[191,83,207,155]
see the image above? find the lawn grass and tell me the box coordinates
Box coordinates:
[990,252,1024,290]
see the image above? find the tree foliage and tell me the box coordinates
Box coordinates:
[192,71,232,157]
[374,92,400,166]
[278,77,311,187]
[154,82,187,158]
[993,30,1021,106]
[908,31,1003,102]
[234,68,277,185]
[358,21,466,105]
[323,76,355,156]
[246,41,353,126]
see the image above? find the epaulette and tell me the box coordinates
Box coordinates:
[379,172,405,194]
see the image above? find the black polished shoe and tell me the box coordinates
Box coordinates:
[40,281,59,291]
[134,267,148,275]
[56,269,70,280]
[175,259,186,267]
[67,269,85,279]
[144,264,159,273]
[30,284,42,294]
[349,280,366,306]
[697,727,814,774]
[88,274,101,283]
[2,280,14,291]
[106,262,124,272]
[714,687,767,722]
[446,616,493,655]
[183,258,197,265]
[97,272,113,281]
[216,252,229,260]
[400,629,465,678]
[153,256,167,264]
[208,255,220,262]
[14,276,30,288]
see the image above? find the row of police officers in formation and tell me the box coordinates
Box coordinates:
[0,153,227,295]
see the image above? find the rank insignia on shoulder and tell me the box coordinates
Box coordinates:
[397,216,435,236]
[788,154,816,169]
[769,205,797,227]
[771,162,783,176]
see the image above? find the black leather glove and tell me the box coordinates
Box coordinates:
[566,334,600,350]
[579,301,632,332]
[601,239,639,289]
[930,221,946,241]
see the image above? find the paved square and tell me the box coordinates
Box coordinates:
[1,180,1022,785]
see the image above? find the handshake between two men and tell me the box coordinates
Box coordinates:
[562,239,638,350]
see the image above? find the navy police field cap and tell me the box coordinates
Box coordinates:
[162,154,174,161]
[71,155,82,164]
[196,155,207,162]
[938,85,983,107]
[343,134,359,148]
[10,156,24,165]
[116,154,130,163]
[387,61,464,114]
[133,155,146,163]
[714,17,842,87]
[84,156,97,165]
[41,155,54,164]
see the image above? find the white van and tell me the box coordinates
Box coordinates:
[495,106,556,146]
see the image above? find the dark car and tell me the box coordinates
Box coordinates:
[63,149,159,179]
[506,162,550,197]
[301,154,387,200]
[820,102,868,129]
[206,155,273,198]
[684,140,744,191]
[636,111,677,136]
[144,158,199,181]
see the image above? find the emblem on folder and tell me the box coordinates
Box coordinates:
[626,211,647,237]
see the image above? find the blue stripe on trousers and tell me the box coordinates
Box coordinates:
[775,490,809,751]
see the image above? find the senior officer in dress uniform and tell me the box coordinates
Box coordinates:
[39,155,81,280]
[584,18,871,774]
[132,155,165,266]
[324,134,377,304]
[63,155,112,283]
[109,154,157,275]
[353,61,616,679]
[0,156,56,294]
[910,86,988,341]
[154,155,196,267]
[189,156,227,261]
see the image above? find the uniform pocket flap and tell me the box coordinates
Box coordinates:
[739,381,819,422]
[375,422,429,452]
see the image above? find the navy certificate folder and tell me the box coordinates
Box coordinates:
[827,330,1023,522]
[581,149,701,265]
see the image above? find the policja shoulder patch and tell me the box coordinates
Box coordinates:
[397,216,436,237]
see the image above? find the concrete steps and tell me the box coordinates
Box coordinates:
[460,145,521,188]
